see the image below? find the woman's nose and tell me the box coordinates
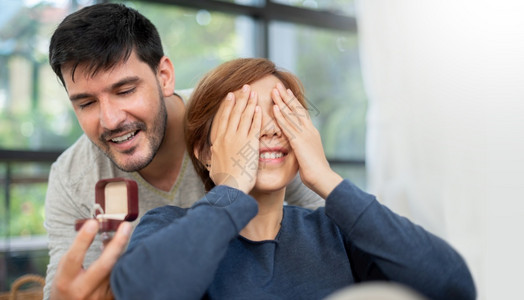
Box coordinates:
[259,114,282,139]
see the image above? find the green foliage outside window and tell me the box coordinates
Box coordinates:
[0,163,50,238]
[128,1,249,89]
[0,0,365,291]
[0,184,47,237]
[1,0,366,237]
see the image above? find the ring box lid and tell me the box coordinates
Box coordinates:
[95,178,138,221]
[75,178,138,232]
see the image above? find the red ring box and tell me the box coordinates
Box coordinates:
[75,178,138,232]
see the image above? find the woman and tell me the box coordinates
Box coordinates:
[111,58,475,300]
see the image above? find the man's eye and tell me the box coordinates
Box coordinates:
[79,102,93,109]
[118,88,136,95]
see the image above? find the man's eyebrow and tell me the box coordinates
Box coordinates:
[69,93,91,102]
[110,76,140,90]
[69,76,141,102]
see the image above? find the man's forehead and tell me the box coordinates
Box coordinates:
[62,58,128,83]
[63,48,148,83]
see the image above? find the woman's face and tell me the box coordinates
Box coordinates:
[210,75,299,193]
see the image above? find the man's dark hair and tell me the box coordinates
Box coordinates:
[49,3,164,85]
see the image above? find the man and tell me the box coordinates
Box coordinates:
[45,3,323,299]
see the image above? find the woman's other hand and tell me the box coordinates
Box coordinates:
[272,83,342,198]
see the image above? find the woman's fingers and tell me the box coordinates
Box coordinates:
[227,85,251,134]
[213,92,235,140]
[272,89,302,140]
[238,91,258,136]
[272,104,294,138]
[274,82,309,127]
[209,84,261,194]
[214,85,257,139]
[249,105,262,138]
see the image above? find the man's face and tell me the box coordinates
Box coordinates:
[62,52,167,172]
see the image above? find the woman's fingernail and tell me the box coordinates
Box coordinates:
[243,85,249,92]
[226,93,233,100]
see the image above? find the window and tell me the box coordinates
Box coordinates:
[269,20,366,186]
[0,0,365,291]
[272,0,356,17]
[1,0,96,290]
[126,1,257,90]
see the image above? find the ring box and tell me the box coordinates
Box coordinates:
[75,178,139,232]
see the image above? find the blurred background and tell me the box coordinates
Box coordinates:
[1,0,523,299]
[0,0,366,294]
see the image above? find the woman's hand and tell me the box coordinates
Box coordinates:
[209,85,262,194]
[271,83,342,198]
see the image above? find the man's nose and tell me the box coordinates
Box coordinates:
[99,98,126,130]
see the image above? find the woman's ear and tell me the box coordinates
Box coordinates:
[194,148,211,171]
[157,56,175,97]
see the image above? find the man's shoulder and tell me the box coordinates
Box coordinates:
[55,135,99,165]
[51,135,113,185]
[175,88,193,104]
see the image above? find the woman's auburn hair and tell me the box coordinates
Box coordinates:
[184,57,307,191]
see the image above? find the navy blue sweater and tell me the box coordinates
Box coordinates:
[111,180,476,300]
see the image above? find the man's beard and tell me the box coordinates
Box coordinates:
[97,85,168,172]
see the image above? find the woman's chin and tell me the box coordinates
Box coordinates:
[251,183,287,194]
[250,163,298,194]
[252,174,294,194]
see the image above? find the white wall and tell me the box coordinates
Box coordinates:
[356,1,524,299]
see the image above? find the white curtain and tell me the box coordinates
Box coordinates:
[356,1,524,299]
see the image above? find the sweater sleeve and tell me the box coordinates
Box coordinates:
[43,163,101,300]
[325,180,476,300]
[110,185,258,300]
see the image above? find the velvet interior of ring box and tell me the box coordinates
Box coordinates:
[75,178,138,232]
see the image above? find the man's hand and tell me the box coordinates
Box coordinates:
[50,220,132,300]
